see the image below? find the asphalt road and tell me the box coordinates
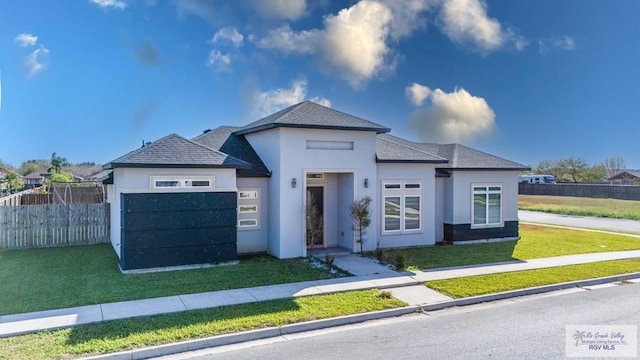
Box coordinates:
[519,210,640,234]
[163,284,640,360]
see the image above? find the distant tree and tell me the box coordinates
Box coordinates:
[601,156,626,179]
[48,152,70,174]
[18,159,48,176]
[582,165,607,183]
[561,157,589,183]
[534,159,566,181]
[4,172,23,191]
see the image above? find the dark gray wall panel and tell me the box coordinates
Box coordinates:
[443,221,519,242]
[120,192,237,270]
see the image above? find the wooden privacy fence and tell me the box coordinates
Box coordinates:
[519,183,640,201]
[0,203,110,250]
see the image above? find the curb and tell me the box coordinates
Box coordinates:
[82,306,420,360]
[421,271,640,312]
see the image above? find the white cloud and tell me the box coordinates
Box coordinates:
[438,0,524,53]
[258,1,395,88]
[249,0,306,21]
[90,0,128,9]
[205,50,232,72]
[25,46,49,77]
[251,79,330,117]
[538,35,576,54]
[406,83,432,107]
[408,84,496,143]
[378,0,439,40]
[211,27,244,48]
[14,33,38,47]
[554,35,576,51]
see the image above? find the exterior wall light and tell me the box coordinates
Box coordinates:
[292,178,297,188]
[364,178,369,188]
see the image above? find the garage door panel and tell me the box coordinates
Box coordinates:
[123,192,236,212]
[123,209,236,231]
[122,243,237,270]
[123,227,237,250]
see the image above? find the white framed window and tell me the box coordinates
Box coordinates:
[239,205,258,213]
[238,219,258,227]
[237,188,260,230]
[472,184,503,227]
[150,176,214,190]
[238,191,258,199]
[382,180,422,234]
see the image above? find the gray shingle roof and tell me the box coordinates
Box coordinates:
[193,126,271,177]
[376,134,529,170]
[376,134,448,163]
[608,170,640,180]
[103,133,249,169]
[234,101,391,135]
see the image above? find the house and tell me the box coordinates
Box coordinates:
[23,171,49,188]
[104,101,529,271]
[608,170,640,185]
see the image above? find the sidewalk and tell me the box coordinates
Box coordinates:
[519,210,640,234]
[2,250,640,338]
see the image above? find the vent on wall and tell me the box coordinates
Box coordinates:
[306,140,354,150]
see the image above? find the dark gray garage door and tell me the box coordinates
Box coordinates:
[120,192,237,270]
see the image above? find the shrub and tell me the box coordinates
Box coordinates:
[325,254,335,268]
[378,290,393,299]
[394,254,405,271]
[374,248,384,262]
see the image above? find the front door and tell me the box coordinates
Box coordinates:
[306,186,324,248]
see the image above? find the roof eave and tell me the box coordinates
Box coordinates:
[234,123,391,135]
[439,167,531,171]
[105,163,250,169]
[376,159,450,164]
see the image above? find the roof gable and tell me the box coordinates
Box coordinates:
[193,127,271,177]
[233,101,391,135]
[103,133,249,169]
[375,134,528,170]
[376,134,447,163]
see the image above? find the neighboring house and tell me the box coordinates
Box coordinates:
[104,101,529,271]
[608,170,640,185]
[23,171,49,187]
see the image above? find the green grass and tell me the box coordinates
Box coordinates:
[0,244,342,316]
[0,290,405,360]
[519,195,640,221]
[371,224,640,270]
[426,258,640,298]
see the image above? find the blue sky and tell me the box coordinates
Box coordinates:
[0,0,638,169]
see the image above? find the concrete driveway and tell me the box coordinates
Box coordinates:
[519,210,640,234]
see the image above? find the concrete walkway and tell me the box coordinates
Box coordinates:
[2,249,640,338]
[519,210,640,234]
[409,249,640,281]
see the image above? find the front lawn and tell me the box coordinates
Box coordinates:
[519,195,640,221]
[426,258,640,298]
[0,244,343,315]
[372,224,640,270]
[0,290,405,360]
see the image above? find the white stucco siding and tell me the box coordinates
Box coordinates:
[376,163,437,248]
[247,127,378,258]
[244,129,282,257]
[449,170,520,225]
[106,167,238,259]
[236,177,269,254]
